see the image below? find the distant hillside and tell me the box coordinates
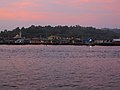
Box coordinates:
[110,29,120,33]
[101,28,120,33]
[0,25,120,40]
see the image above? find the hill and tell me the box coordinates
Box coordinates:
[0,25,120,40]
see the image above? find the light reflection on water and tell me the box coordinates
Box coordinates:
[0,45,120,90]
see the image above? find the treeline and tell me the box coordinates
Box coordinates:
[0,25,120,40]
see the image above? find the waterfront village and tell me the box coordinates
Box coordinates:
[0,31,120,46]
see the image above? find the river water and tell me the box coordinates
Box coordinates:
[0,45,120,90]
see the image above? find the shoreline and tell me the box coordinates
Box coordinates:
[0,43,120,46]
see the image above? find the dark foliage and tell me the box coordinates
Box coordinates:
[0,25,120,40]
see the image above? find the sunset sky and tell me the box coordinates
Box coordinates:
[0,0,120,30]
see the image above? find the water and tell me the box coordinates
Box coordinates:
[0,45,120,90]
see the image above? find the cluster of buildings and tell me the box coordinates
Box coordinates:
[0,31,120,46]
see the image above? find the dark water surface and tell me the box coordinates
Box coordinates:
[0,45,120,90]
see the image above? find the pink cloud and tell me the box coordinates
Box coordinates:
[12,2,36,7]
[53,0,114,7]
[0,0,47,21]
[0,8,48,21]
[0,0,120,29]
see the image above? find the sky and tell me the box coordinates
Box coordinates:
[0,0,120,30]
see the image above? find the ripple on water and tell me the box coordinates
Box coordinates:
[0,45,120,90]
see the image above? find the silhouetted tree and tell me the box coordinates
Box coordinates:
[0,25,120,39]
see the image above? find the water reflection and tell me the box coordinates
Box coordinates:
[0,45,120,90]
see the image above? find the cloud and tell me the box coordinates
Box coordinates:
[0,0,120,30]
[0,8,48,21]
[0,0,47,21]
[12,1,36,8]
